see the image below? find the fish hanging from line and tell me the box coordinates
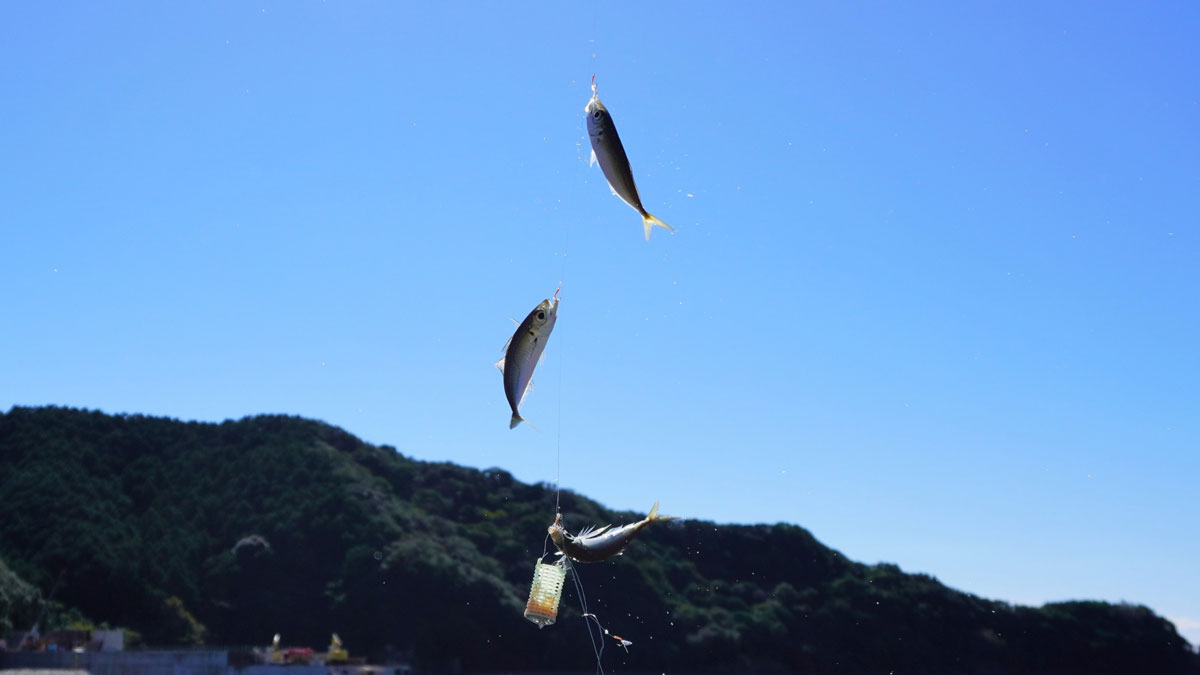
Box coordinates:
[495,290,559,429]
[586,75,674,241]
[549,501,679,563]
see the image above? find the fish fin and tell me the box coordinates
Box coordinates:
[518,376,534,408]
[608,180,619,197]
[577,524,612,539]
[497,332,514,361]
[512,415,541,433]
[589,148,597,168]
[641,212,674,241]
[647,500,680,522]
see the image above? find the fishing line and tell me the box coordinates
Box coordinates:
[543,64,611,675]
[553,166,608,675]
[567,559,607,675]
[554,206,570,516]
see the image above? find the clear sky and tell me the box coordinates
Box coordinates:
[2,1,1197,646]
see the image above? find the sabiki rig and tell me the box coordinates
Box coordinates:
[549,501,679,563]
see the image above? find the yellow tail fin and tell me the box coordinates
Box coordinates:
[647,500,680,522]
[641,212,674,241]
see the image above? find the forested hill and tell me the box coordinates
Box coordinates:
[1,406,1196,674]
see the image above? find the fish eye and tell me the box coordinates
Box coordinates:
[592,110,602,120]
[537,311,545,320]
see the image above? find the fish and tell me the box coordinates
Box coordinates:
[495,291,559,429]
[586,75,674,241]
[548,501,679,563]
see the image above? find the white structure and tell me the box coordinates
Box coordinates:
[91,631,124,652]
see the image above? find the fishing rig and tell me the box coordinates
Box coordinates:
[513,74,666,674]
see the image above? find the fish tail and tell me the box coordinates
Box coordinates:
[647,500,680,522]
[510,414,541,432]
[641,212,674,241]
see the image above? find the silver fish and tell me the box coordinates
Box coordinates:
[549,501,678,563]
[586,76,674,241]
[495,292,559,429]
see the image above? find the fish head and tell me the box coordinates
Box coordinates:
[531,297,558,335]
[585,96,608,133]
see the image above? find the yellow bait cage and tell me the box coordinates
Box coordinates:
[524,560,566,628]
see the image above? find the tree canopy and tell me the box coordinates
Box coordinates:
[1,406,1196,674]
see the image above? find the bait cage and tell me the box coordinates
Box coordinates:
[524,559,566,628]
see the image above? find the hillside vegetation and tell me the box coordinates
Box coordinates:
[1,406,1196,674]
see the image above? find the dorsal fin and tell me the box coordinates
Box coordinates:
[576,524,612,539]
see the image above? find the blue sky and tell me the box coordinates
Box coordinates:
[3,1,1197,645]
